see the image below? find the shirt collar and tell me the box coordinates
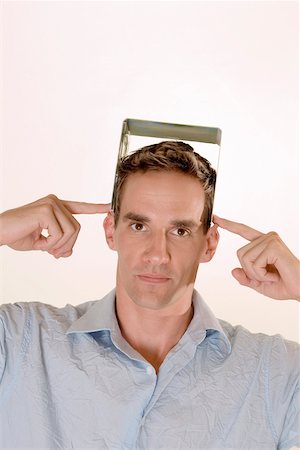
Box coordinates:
[66,289,117,335]
[66,288,231,356]
[188,290,231,355]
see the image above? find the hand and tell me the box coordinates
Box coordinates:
[0,194,111,258]
[213,215,300,301]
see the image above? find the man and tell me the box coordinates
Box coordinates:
[0,141,299,449]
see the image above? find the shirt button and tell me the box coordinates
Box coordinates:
[146,365,154,375]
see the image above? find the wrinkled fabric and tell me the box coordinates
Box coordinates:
[0,289,299,450]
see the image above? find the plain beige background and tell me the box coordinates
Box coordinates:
[0,1,299,342]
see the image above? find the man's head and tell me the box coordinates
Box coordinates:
[113,141,216,233]
[104,141,219,311]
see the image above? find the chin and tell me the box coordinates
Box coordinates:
[128,289,175,310]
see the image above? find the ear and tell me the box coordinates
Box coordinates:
[103,211,117,251]
[199,223,220,263]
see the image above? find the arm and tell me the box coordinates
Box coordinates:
[0,194,110,258]
[213,215,300,301]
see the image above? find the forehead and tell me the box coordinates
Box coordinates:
[120,171,205,218]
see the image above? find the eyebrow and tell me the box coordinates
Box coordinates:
[170,219,199,229]
[123,212,200,229]
[123,212,151,223]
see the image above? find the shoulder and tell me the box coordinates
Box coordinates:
[0,299,100,378]
[220,318,299,350]
[219,318,300,379]
[0,299,99,338]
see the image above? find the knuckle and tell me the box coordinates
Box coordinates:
[36,194,58,208]
[41,194,59,209]
[266,231,281,245]
[236,248,243,259]
[75,224,81,235]
[267,231,279,238]
[65,224,77,235]
[46,194,58,201]
[47,198,57,208]
[55,231,63,241]
[38,201,55,214]
[69,221,80,235]
[39,203,53,215]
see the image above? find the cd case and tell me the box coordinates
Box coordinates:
[111,118,222,210]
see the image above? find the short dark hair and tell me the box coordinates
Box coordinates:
[113,140,216,232]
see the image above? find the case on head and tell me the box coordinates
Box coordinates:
[111,118,222,211]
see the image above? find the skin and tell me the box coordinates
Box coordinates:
[0,176,299,370]
[0,195,110,257]
[103,171,219,370]
[105,172,219,309]
[213,216,300,301]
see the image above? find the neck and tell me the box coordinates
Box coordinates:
[115,288,194,373]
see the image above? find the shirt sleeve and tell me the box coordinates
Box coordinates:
[277,382,300,450]
[0,313,5,381]
[267,335,300,450]
[0,303,29,385]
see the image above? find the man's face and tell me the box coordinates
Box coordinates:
[104,170,218,310]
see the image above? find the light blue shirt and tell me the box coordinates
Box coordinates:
[0,289,299,450]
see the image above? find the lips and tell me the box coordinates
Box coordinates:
[137,274,171,284]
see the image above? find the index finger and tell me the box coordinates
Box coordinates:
[62,201,111,215]
[213,215,264,241]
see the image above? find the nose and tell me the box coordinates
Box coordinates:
[142,231,170,266]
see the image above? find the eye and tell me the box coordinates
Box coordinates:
[172,228,190,237]
[130,223,147,232]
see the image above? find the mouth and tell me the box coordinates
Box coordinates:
[137,274,171,284]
